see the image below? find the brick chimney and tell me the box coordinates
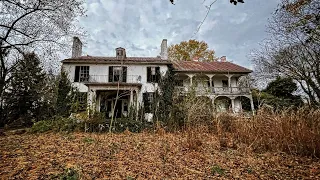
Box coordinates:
[220,56,226,62]
[193,56,199,62]
[72,37,82,58]
[160,39,168,60]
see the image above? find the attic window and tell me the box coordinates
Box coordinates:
[117,50,123,56]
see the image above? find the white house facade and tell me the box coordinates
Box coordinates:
[62,37,254,119]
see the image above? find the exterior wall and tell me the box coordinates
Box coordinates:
[62,63,168,94]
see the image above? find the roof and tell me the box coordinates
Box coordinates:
[172,61,252,73]
[62,56,170,65]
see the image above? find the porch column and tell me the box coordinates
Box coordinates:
[135,89,140,121]
[212,97,215,112]
[130,89,133,106]
[249,96,255,115]
[187,74,194,86]
[87,88,96,113]
[225,74,233,93]
[231,97,235,113]
[206,74,215,93]
[136,89,139,110]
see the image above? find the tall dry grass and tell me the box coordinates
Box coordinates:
[216,107,320,157]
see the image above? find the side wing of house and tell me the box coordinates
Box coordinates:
[172,58,255,114]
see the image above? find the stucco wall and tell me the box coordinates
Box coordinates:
[62,63,168,94]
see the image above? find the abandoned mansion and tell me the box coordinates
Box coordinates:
[61,37,255,119]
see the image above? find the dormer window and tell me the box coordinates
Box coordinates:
[116,47,126,59]
[117,50,123,56]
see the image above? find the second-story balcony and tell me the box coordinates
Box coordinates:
[175,86,251,95]
[83,75,142,84]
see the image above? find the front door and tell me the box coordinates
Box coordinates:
[114,100,122,118]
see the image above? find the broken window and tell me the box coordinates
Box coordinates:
[147,67,160,83]
[143,92,154,113]
[74,66,89,82]
[108,66,127,82]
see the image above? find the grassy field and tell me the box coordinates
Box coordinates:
[1,131,320,179]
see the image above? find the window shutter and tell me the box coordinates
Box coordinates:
[147,67,151,83]
[156,67,160,83]
[74,66,80,82]
[122,66,127,82]
[109,66,113,82]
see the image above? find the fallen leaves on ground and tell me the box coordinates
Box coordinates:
[0,132,319,179]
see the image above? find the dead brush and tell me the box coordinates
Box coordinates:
[183,126,207,151]
[215,113,238,149]
[230,107,320,157]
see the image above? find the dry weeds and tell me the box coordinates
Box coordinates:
[1,131,319,179]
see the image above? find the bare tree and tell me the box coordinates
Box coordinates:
[252,0,320,105]
[0,0,85,100]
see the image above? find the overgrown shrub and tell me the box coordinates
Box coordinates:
[30,116,81,133]
[108,117,152,133]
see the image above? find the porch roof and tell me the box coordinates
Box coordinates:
[172,61,252,73]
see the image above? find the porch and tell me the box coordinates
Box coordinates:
[174,73,251,96]
[85,83,141,119]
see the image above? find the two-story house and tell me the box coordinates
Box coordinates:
[62,37,254,119]
[62,37,170,118]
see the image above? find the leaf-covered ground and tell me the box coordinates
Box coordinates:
[0,132,319,179]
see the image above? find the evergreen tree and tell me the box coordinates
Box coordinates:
[4,53,46,127]
[56,69,76,117]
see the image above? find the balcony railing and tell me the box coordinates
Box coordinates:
[84,75,142,84]
[175,86,251,95]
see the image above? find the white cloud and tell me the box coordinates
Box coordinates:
[72,0,281,68]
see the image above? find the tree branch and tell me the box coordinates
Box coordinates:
[191,0,218,38]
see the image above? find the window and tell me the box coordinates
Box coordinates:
[108,66,127,82]
[123,101,128,112]
[113,66,122,81]
[75,92,87,111]
[143,92,154,113]
[147,67,160,83]
[117,50,123,56]
[222,80,228,87]
[74,66,89,82]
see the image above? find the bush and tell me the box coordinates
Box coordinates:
[30,120,53,133]
[30,116,80,133]
[108,118,152,133]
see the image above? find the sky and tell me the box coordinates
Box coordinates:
[75,0,281,70]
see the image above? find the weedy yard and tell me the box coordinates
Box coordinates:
[1,131,320,179]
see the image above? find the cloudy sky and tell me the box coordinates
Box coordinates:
[76,0,281,69]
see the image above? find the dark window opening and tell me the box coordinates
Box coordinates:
[75,92,87,111]
[123,101,128,112]
[108,66,127,82]
[147,67,160,83]
[74,66,89,82]
[222,80,228,87]
[143,92,154,113]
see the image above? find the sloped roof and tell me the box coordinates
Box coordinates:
[62,56,170,64]
[172,61,252,73]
